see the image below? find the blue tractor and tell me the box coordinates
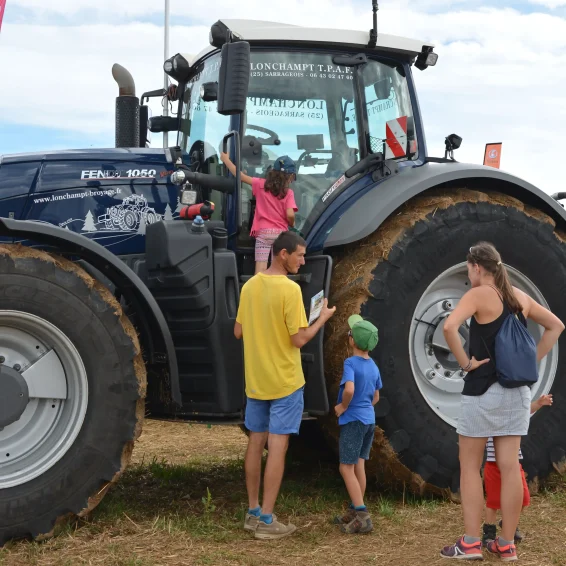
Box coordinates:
[1,11,566,543]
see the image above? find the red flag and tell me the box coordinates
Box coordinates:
[0,0,6,32]
[483,142,502,169]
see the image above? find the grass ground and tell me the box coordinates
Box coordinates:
[1,420,566,566]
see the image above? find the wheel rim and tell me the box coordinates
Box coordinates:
[409,263,558,428]
[0,311,88,488]
[123,211,137,230]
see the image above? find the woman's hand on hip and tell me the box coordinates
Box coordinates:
[468,356,490,371]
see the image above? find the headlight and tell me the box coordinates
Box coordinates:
[415,47,438,71]
[163,54,190,82]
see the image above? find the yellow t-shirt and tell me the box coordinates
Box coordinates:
[236,272,308,400]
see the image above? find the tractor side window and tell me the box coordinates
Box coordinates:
[362,61,417,159]
[179,53,229,220]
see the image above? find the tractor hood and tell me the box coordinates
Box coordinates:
[0,148,178,199]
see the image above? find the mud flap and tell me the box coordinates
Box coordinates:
[296,254,333,416]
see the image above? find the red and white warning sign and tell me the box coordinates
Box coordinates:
[385,116,408,159]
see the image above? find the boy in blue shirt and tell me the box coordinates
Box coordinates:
[333,314,382,534]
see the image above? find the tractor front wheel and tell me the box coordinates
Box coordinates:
[0,245,146,544]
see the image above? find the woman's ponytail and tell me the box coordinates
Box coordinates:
[467,242,522,313]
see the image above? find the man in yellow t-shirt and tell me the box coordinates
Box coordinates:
[234,231,335,540]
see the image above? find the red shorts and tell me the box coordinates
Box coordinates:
[484,461,530,510]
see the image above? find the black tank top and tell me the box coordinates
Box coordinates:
[463,290,510,396]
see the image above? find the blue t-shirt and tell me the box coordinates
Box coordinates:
[337,356,382,426]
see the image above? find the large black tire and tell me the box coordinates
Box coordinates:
[324,189,566,496]
[0,245,146,544]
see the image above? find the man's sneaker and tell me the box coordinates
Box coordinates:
[482,523,497,548]
[440,536,483,560]
[333,507,356,525]
[339,511,373,534]
[499,520,523,543]
[244,512,259,532]
[254,515,297,540]
[486,537,518,562]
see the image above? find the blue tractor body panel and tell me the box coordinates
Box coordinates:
[0,149,180,254]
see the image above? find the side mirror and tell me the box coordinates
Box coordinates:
[139,105,152,147]
[148,116,178,133]
[200,82,218,102]
[374,78,391,101]
[217,41,250,116]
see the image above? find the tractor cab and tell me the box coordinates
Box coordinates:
[143,18,437,421]
[169,20,432,257]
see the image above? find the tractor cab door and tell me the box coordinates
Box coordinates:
[296,254,333,416]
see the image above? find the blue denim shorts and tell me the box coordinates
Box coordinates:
[339,421,376,464]
[244,386,304,435]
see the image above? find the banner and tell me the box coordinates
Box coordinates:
[483,142,502,169]
[0,0,5,32]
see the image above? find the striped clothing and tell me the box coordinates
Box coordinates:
[486,436,523,462]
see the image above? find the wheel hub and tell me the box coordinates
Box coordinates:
[0,365,29,428]
[0,311,88,489]
[415,299,469,394]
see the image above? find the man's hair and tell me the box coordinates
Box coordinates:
[272,231,306,256]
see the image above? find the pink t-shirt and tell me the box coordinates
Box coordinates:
[250,177,298,236]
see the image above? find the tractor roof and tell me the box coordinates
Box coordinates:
[190,19,434,66]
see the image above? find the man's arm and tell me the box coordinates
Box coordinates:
[234,321,243,340]
[372,390,380,406]
[290,304,333,349]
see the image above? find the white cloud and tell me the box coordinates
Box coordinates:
[529,0,566,8]
[1,1,565,195]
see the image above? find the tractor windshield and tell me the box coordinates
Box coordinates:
[179,50,416,236]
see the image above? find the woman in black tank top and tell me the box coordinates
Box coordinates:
[439,242,564,560]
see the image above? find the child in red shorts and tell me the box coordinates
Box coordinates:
[482,394,553,547]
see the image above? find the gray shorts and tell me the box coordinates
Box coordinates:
[456,381,531,437]
[339,421,375,464]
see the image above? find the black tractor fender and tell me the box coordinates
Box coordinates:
[323,161,566,248]
[0,217,181,406]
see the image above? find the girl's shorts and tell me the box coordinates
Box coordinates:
[255,228,284,262]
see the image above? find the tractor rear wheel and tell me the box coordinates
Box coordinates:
[324,189,566,496]
[0,245,146,544]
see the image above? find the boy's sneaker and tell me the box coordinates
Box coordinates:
[254,515,297,540]
[333,507,356,525]
[440,536,483,560]
[482,523,497,548]
[244,512,259,532]
[339,511,373,534]
[486,537,518,562]
[498,520,523,543]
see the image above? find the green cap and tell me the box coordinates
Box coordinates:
[348,314,379,352]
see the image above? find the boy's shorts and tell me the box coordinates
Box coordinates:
[339,421,375,465]
[244,386,304,435]
[484,461,530,509]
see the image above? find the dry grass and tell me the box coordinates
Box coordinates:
[2,420,566,566]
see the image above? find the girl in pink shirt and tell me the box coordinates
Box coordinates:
[221,153,298,273]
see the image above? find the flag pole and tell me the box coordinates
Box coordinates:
[163,0,170,148]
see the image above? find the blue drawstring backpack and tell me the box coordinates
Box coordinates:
[482,308,538,388]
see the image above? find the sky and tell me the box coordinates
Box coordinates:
[0,0,565,194]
